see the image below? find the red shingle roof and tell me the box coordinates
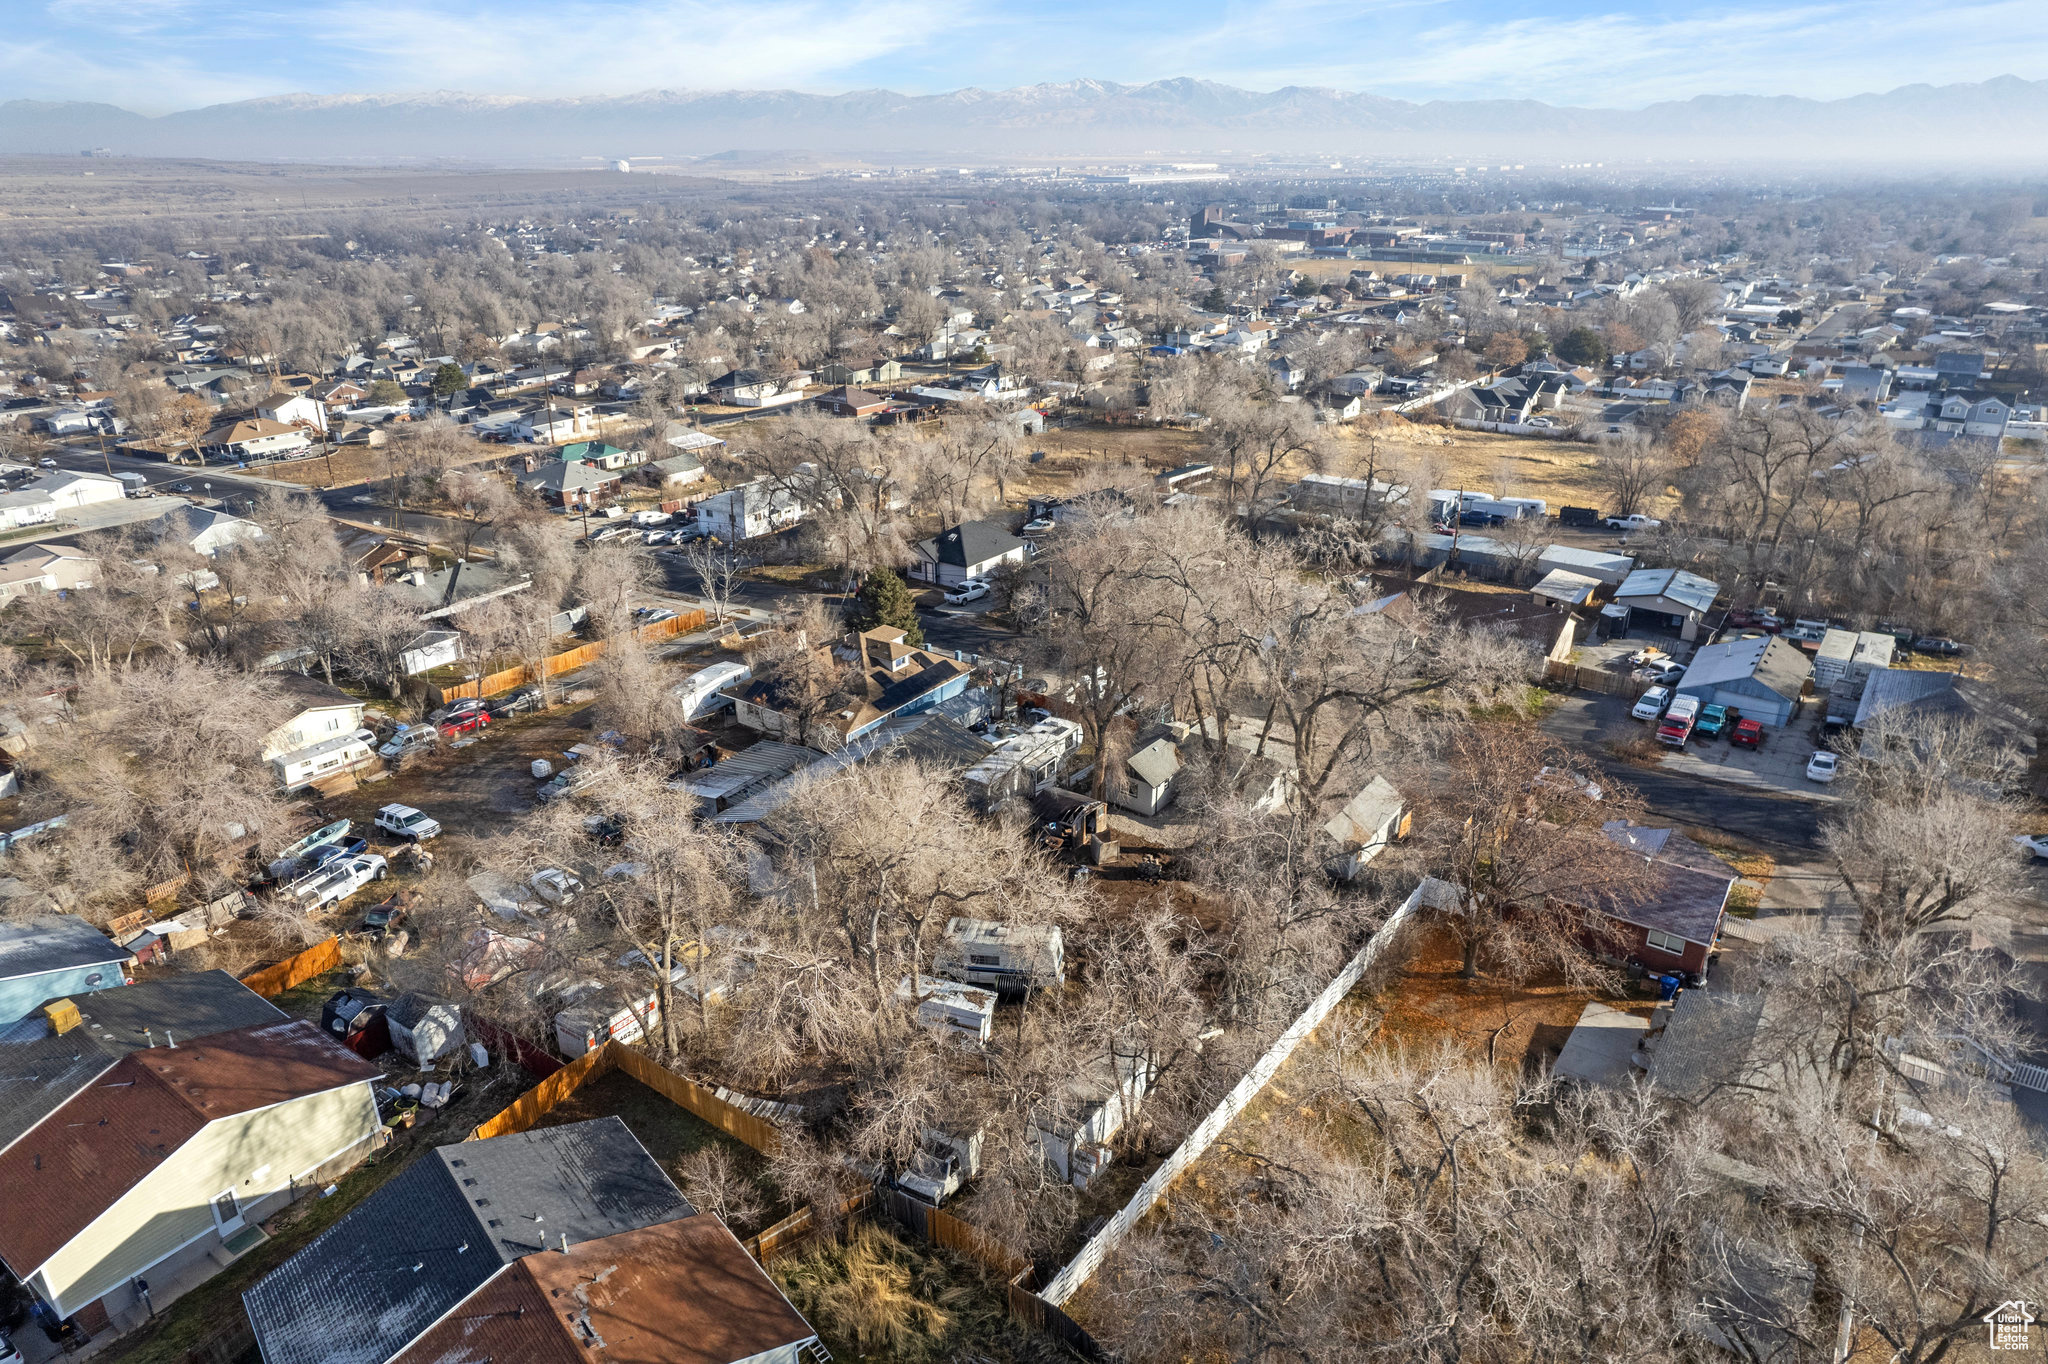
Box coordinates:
[0,1020,379,1271]
[391,1215,816,1364]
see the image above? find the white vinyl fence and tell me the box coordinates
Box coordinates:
[1038,877,1457,1305]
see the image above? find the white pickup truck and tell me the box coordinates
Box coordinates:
[1604,513,1662,532]
[288,854,388,911]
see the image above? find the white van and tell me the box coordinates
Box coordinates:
[671,661,750,721]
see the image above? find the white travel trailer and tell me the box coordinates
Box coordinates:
[671,661,750,720]
[933,917,1065,992]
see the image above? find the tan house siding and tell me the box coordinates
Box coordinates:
[37,1081,378,1317]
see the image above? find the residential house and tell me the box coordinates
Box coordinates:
[388,562,533,621]
[254,392,328,434]
[399,629,463,677]
[694,478,806,541]
[514,404,596,444]
[1704,372,1753,410]
[517,459,623,508]
[339,531,410,583]
[909,519,1027,587]
[816,358,901,386]
[1851,668,2020,738]
[1587,822,1738,978]
[1836,365,1893,403]
[383,1215,821,1364]
[707,369,807,408]
[243,1118,736,1364]
[933,917,1065,993]
[23,470,124,511]
[0,972,287,1152]
[153,505,265,558]
[729,627,974,750]
[1321,775,1408,881]
[1674,635,1811,728]
[1930,392,2010,439]
[0,544,92,602]
[1613,567,1720,642]
[1118,728,1184,817]
[307,378,366,410]
[647,429,723,488]
[199,417,312,462]
[558,440,645,471]
[0,916,131,1027]
[262,673,373,791]
[814,384,889,417]
[0,490,57,532]
[0,1020,381,1337]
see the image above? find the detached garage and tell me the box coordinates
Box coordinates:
[1674,635,1811,727]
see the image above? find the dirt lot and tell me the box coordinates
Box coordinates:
[317,701,605,840]
[1015,414,1619,514]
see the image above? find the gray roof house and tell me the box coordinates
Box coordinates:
[910,519,1027,587]
[1674,635,1811,727]
[0,916,131,1029]
[0,971,285,1152]
[244,1117,693,1364]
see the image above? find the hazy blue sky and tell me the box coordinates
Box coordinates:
[15,0,2048,112]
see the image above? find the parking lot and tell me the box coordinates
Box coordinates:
[1553,691,1846,804]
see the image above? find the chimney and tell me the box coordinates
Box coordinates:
[559,1233,569,1253]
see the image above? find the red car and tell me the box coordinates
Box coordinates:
[439,710,490,738]
[1730,718,1765,748]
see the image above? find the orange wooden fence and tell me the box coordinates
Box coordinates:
[469,1040,613,1140]
[240,936,342,999]
[466,1036,778,1151]
[608,1042,783,1154]
[436,609,709,703]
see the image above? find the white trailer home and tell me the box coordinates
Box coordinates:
[933,917,1065,993]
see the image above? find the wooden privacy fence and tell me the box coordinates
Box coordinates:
[743,1190,874,1263]
[466,1038,783,1152]
[435,609,709,703]
[1545,659,1652,698]
[240,935,341,999]
[608,1042,783,1153]
[1036,879,1450,1307]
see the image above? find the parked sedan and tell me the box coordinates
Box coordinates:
[1912,636,1967,657]
[1020,517,1057,534]
[1805,751,1840,783]
[359,894,410,939]
[304,836,370,869]
[2011,834,2048,860]
[530,868,584,906]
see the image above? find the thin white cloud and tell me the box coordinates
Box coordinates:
[304,0,983,96]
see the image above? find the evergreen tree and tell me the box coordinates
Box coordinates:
[1201,285,1230,313]
[850,569,923,646]
[1556,327,1610,367]
[430,362,468,398]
